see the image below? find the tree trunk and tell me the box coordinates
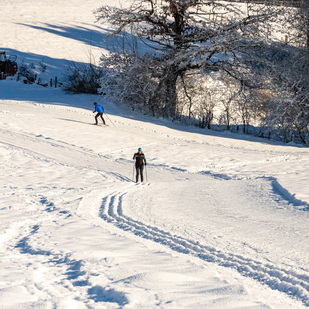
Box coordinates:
[306,14,309,49]
[165,65,179,119]
[151,64,180,119]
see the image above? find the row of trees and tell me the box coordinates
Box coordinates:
[265,1,309,143]
[65,0,309,144]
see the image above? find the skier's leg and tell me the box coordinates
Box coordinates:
[101,114,106,125]
[136,166,139,183]
[140,165,144,182]
[95,113,99,125]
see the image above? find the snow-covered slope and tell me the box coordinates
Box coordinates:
[1,1,309,308]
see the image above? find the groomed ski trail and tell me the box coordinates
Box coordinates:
[90,184,309,306]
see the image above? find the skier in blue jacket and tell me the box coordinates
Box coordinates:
[93,102,106,125]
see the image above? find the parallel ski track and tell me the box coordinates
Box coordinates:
[99,186,309,306]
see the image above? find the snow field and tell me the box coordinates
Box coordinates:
[0,94,308,307]
[1,0,309,307]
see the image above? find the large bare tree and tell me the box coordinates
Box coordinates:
[95,0,280,119]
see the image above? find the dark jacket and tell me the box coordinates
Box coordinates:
[133,152,146,167]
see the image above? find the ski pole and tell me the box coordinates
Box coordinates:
[104,112,117,128]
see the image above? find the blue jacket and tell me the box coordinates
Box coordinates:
[94,104,104,113]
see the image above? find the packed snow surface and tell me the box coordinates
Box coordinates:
[1,0,309,308]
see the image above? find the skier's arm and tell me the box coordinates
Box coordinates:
[144,156,147,165]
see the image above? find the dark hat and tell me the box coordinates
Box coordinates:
[94,102,97,105]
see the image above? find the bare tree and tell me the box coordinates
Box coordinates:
[260,0,309,144]
[177,72,217,127]
[95,0,281,119]
[287,0,309,48]
[99,52,158,114]
[220,86,238,131]
[264,50,309,144]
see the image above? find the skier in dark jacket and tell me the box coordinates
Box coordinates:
[133,148,147,183]
[93,102,106,125]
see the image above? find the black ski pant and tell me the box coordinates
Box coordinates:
[135,164,144,182]
[95,112,105,125]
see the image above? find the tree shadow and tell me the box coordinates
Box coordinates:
[16,22,153,54]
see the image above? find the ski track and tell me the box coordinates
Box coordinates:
[15,225,128,307]
[98,185,309,306]
[2,118,309,306]
[2,191,129,307]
